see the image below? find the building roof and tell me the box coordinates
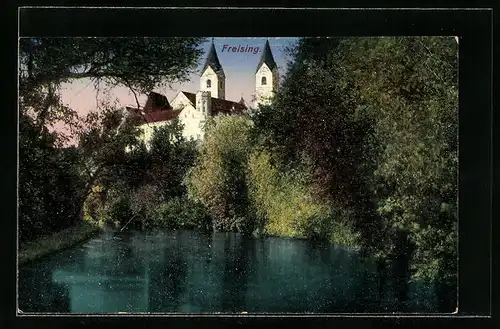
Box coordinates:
[201,40,224,74]
[181,91,247,115]
[256,39,277,73]
[126,106,182,125]
[125,91,179,125]
[143,91,172,111]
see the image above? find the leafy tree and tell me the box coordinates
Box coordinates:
[18,37,205,240]
[19,38,203,91]
[252,37,381,251]
[18,114,86,241]
[252,36,458,290]
[341,37,458,289]
[76,106,143,216]
[186,115,254,233]
[148,119,198,201]
[153,197,212,231]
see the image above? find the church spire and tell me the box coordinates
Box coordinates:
[255,39,279,106]
[202,38,223,74]
[256,39,277,73]
[200,38,226,100]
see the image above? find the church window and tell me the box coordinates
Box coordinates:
[207,79,212,88]
[219,81,223,89]
[261,77,267,85]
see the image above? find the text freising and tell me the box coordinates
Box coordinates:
[221,45,260,54]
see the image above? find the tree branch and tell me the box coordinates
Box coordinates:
[121,76,152,128]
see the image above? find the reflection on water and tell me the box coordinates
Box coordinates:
[18,230,455,313]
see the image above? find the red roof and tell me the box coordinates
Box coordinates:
[125,91,180,125]
[126,106,182,125]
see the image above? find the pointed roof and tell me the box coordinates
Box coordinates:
[180,91,247,114]
[126,106,181,125]
[201,38,223,74]
[143,91,171,112]
[256,39,277,73]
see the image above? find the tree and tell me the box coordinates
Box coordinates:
[148,119,198,201]
[186,115,254,233]
[18,114,86,241]
[18,37,205,240]
[19,37,204,143]
[76,105,144,216]
[252,36,458,291]
[253,37,381,251]
[333,37,458,282]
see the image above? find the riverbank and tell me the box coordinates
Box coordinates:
[18,220,103,266]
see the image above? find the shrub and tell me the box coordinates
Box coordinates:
[247,148,358,246]
[153,197,212,231]
[83,185,106,222]
[101,189,133,225]
[129,184,163,228]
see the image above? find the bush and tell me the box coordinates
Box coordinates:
[328,212,362,248]
[101,189,133,225]
[83,185,106,222]
[129,184,163,228]
[153,197,212,231]
[247,149,359,246]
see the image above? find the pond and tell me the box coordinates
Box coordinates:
[18,229,454,313]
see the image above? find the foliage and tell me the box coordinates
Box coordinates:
[19,37,204,95]
[18,37,205,241]
[247,149,359,247]
[337,37,458,282]
[252,36,458,284]
[18,113,86,241]
[129,184,163,228]
[82,185,106,222]
[252,37,381,251]
[101,188,133,225]
[153,197,212,231]
[186,115,255,233]
[148,119,198,200]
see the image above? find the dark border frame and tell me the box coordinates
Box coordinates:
[8,6,495,329]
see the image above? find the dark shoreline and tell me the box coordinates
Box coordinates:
[18,220,102,266]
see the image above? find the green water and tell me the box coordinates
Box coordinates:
[18,229,453,313]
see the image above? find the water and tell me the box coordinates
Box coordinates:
[18,229,452,313]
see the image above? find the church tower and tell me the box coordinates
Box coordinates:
[196,90,212,118]
[255,39,279,106]
[200,38,226,100]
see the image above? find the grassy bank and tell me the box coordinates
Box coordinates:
[18,220,103,266]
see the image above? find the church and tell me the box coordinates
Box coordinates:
[126,39,279,146]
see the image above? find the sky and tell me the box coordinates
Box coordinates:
[59,37,300,120]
